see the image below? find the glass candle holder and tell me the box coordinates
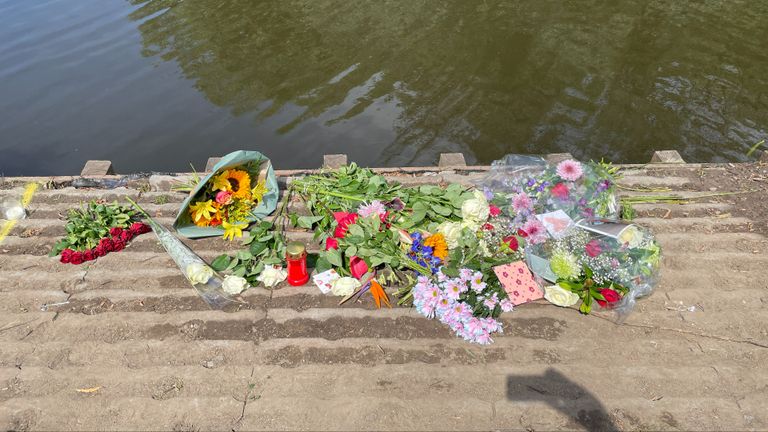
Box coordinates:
[286,241,309,286]
[1,199,26,221]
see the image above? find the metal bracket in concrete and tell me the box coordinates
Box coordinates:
[650,150,685,164]
[80,160,115,176]
[545,153,574,164]
[205,157,222,172]
[323,154,348,169]
[438,153,467,167]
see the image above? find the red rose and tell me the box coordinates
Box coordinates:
[325,238,339,251]
[597,289,621,307]
[551,183,570,200]
[99,238,114,252]
[120,231,133,242]
[94,246,106,257]
[112,239,126,251]
[517,228,528,238]
[349,256,369,279]
[129,222,143,235]
[482,223,495,231]
[83,249,96,261]
[489,205,501,217]
[502,235,519,251]
[70,251,84,265]
[60,248,74,264]
[585,239,602,257]
[333,212,359,238]
[109,227,123,238]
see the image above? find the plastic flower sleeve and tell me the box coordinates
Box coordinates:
[525,219,661,320]
[127,198,243,309]
[477,154,620,223]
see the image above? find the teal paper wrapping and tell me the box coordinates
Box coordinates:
[173,150,279,238]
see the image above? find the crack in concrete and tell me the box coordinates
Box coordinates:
[601,316,768,349]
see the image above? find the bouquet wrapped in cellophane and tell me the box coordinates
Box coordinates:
[128,198,247,309]
[525,219,661,319]
[174,150,279,240]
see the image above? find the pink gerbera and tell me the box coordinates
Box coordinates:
[512,193,533,213]
[556,160,584,182]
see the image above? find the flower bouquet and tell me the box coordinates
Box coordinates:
[481,156,620,236]
[49,201,151,264]
[128,198,247,309]
[173,150,279,240]
[525,219,661,317]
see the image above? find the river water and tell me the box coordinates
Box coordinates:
[1,0,766,176]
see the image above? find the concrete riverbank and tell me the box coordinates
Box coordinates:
[1,152,767,431]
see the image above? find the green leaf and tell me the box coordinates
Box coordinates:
[211,255,231,271]
[250,242,267,256]
[346,245,358,257]
[430,204,452,216]
[297,215,323,229]
[225,258,240,271]
[236,250,253,261]
[348,224,364,238]
[326,249,343,267]
[232,267,247,277]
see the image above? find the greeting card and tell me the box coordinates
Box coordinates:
[312,269,340,294]
[535,209,574,239]
[493,261,543,305]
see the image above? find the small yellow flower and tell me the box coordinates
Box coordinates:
[189,200,217,223]
[251,179,268,204]
[222,220,248,241]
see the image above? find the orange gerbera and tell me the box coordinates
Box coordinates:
[424,233,449,260]
[215,169,252,200]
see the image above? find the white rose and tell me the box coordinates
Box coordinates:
[186,263,213,285]
[461,190,490,225]
[543,285,580,307]
[331,277,361,297]
[222,275,249,295]
[256,265,288,288]
[437,221,462,249]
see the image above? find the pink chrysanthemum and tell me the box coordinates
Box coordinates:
[511,193,533,213]
[556,160,584,182]
[357,200,387,218]
[500,298,514,312]
[522,218,548,244]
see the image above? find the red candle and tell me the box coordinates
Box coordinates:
[286,241,309,286]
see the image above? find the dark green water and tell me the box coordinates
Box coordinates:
[1,0,767,176]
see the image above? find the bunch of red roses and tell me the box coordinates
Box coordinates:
[59,222,151,265]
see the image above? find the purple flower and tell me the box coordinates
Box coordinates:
[596,179,612,192]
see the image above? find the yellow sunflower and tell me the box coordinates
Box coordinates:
[214,169,252,200]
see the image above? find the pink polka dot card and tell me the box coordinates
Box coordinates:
[493,261,543,305]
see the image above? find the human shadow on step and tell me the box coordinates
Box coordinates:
[507,368,618,431]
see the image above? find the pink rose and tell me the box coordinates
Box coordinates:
[215,190,233,205]
[585,239,602,257]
